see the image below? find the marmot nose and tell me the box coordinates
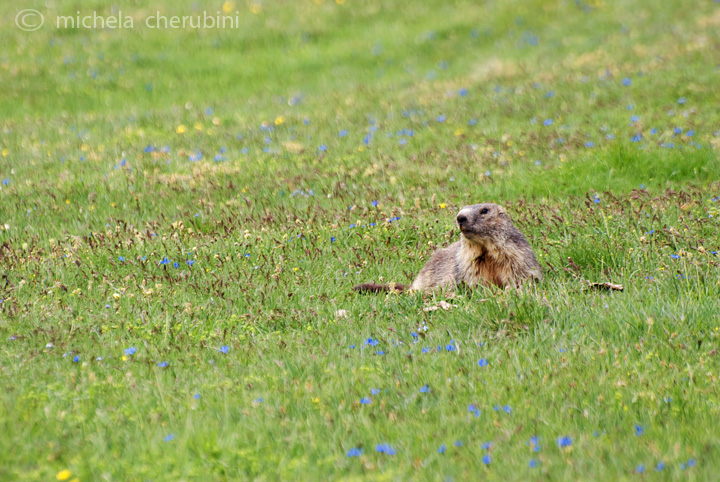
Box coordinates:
[457,214,468,225]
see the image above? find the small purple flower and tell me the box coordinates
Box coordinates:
[164,434,175,442]
[360,397,372,404]
[478,359,488,367]
[556,436,572,448]
[437,114,446,122]
[632,134,642,142]
[529,459,539,468]
[678,97,687,104]
[656,461,665,471]
[371,388,380,395]
[124,347,137,356]
[420,384,430,393]
[634,424,643,436]
[219,345,230,354]
[193,393,201,399]
[482,454,491,465]
[636,464,645,474]
[73,355,80,363]
[347,447,362,457]
[158,361,168,368]
[376,443,396,455]
[543,118,553,126]
[438,444,446,454]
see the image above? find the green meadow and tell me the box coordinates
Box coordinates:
[1,0,720,480]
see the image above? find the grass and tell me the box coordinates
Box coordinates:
[1,0,720,480]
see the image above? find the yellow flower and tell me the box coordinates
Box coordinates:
[176,125,187,134]
[274,116,285,125]
[194,122,203,131]
[57,470,72,481]
[65,199,70,204]
[249,3,262,14]
[439,203,446,209]
[1,148,8,157]
[222,1,234,13]
[336,0,345,4]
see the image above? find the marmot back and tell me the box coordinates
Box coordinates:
[354,203,541,293]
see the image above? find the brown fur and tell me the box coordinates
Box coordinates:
[354,203,541,293]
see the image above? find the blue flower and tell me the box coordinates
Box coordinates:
[459,88,468,97]
[371,388,381,395]
[503,405,512,414]
[655,461,665,472]
[481,442,492,450]
[338,129,348,137]
[318,145,328,152]
[371,200,378,207]
[478,359,488,367]
[73,355,80,363]
[360,397,372,404]
[632,134,642,142]
[636,464,645,474]
[630,115,639,122]
[160,257,170,265]
[158,361,168,368]
[347,447,362,457]
[164,434,175,442]
[348,344,355,349]
[118,256,125,262]
[438,444,446,454]
[254,398,264,403]
[366,338,379,347]
[125,347,137,356]
[468,118,478,126]
[482,454,491,465]
[556,436,572,448]
[422,347,432,353]
[420,384,430,393]
[543,118,553,126]
[219,345,230,354]
[437,114,447,122]
[376,443,396,455]
[634,424,643,436]
[454,440,463,447]
[688,458,696,467]
[670,254,680,259]
[687,129,695,136]
[585,141,595,148]
[650,128,658,134]
[446,344,455,351]
[186,260,194,266]
[330,237,336,243]
[678,97,687,104]
[173,262,179,268]
[673,127,682,135]
[193,393,201,399]
[529,459,539,468]
[2,179,9,186]
[621,77,631,86]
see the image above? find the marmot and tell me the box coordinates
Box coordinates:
[354,203,542,293]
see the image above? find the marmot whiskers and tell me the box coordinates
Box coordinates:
[354,203,542,293]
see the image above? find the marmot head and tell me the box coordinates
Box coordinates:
[456,203,510,243]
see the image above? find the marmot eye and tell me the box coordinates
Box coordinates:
[480,208,489,215]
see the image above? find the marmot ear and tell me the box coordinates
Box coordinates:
[497,206,507,215]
